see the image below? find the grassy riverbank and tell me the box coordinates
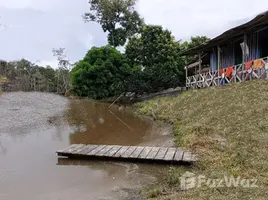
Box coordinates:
[136,80,268,200]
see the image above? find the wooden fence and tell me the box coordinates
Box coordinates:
[186,56,268,89]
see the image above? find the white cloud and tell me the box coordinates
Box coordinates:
[0,0,31,9]
[36,59,59,68]
[137,0,268,41]
[0,0,106,63]
[84,35,94,49]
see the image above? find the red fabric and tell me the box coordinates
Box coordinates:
[253,59,264,70]
[226,66,233,78]
[245,61,253,70]
[219,69,224,76]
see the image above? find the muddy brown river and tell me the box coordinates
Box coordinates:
[0,92,173,200]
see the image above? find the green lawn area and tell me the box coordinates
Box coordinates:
[136,80,268,200]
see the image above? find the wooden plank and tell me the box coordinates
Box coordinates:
[87,145,106,156]
[138,147,153,159]
[104,146,122,157]
[56,144,78,153]
[183,151,192,162]
[173,149,183,161]
[129,147,144,158]
[72,144,87,154]
[95,145,113,156]
[191,154,198,162]
[56,144,197,164]
[66,144,84,153]
[146,147,160,159]
[163,148,176,161]
[74,145,90,154]
[183,151,198,162]
[121,146,137,158]
[78,145,98,155]
[113,146,130,158]
[155,147,168,160]
[73,145,89,154]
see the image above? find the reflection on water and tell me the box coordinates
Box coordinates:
[0,92,168,200]
[66,99,151,145]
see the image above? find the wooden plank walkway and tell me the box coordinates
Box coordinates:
[56,144,198,164]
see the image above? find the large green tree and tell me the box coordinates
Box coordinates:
[125,25,185,92]
[83,0,144,47]
[71,45,133,99]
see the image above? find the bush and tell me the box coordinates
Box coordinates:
[71,46,134,99]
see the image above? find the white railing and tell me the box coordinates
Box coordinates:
[186,56,268,89]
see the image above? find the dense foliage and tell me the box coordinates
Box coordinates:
[71,26,190,98]
[83,0,144,47]
[125,25,185,93]
[71,46,133,99]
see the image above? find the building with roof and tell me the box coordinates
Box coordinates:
[183,11,268,88]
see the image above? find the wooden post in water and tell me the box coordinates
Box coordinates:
[109,93,124,108]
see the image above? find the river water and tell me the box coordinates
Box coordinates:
[0,92,173,200]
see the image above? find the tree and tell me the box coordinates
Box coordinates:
[53,48,72,93]
[181,36,210,63]
[83,0,144,47]
[181,36,210,50]
[125,25,185,92]
[71,45,133,99]
[38,66,58,92]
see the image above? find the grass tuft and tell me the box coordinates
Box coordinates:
[141,187,163,199]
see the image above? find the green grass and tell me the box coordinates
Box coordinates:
[136,80,268,199]
[141,188,163,199]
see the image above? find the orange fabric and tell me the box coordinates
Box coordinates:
[219,69,224,76]
[253,59,264,70]
[226,66,233,78]
[245,61,253,70]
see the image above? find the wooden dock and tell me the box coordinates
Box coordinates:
[56,144,198,164]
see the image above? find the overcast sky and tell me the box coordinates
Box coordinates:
[0,0,267,67]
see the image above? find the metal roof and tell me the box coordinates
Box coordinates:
[181,10,268,55]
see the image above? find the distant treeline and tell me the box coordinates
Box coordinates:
[0,59,70,93]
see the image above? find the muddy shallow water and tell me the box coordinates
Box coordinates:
[0,92,173,200]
